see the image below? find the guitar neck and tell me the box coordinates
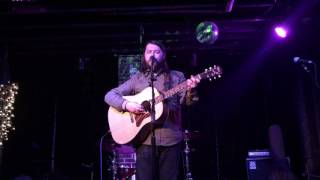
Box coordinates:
[154,66,222,104]
[155,81,188,104]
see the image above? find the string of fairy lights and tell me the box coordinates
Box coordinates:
[0,82,18,146]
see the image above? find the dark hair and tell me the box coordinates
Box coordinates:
[140,40,169,73]
[146,40,166,54]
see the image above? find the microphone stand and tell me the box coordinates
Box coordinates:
[299,60,320,89]
[149,60,158,180]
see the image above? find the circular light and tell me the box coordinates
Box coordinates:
[196,21,219,44]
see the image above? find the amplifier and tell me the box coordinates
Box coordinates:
[246,157,271,180]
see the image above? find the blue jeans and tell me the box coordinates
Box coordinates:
[136,143,181,180]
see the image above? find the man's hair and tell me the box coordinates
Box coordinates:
[146,40,166,54]
[140,40,169,73]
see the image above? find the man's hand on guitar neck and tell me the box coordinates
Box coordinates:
[123,101,145,114]
[187,75,200,90]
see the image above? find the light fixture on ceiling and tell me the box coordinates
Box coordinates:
[274,26,288,38]
[226,0,235,13]
[196,21,219,44]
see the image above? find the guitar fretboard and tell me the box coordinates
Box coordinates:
[155,81,189,104]
[153,66,221,104]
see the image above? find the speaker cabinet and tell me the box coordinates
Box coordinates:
[246,157,271,180]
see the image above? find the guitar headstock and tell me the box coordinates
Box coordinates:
[199,65,223,81]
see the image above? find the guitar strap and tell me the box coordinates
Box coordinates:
[163,71,173,121]
[164,71,172,91]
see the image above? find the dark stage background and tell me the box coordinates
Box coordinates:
[0,0,320,179]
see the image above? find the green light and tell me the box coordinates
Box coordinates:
[205,25,213,33]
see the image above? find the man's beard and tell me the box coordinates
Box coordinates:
[141,58,169,74]
[149,60,166,73]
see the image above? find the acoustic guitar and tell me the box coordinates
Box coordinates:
[108,65,222,145]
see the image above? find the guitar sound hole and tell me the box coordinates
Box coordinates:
[141,101,151,112]
[135,113,150,127]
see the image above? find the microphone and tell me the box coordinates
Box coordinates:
[150,56,157,62]
[150,56,158,67]
[293,57,313,64]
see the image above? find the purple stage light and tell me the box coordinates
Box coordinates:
[274,27,288,38]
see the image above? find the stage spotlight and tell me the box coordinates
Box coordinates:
[226,0,234,13]
[196,21,219,44]
[274,26,288,38]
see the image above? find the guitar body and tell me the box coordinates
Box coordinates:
[108,87,164,145]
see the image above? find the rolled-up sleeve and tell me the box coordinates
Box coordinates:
[104,75,136,111]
